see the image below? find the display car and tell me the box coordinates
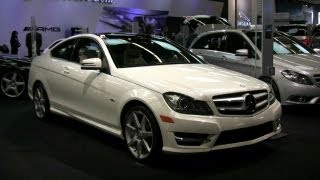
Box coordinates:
[189,30,320,104]
[0,55,31,98]
[277,24,320,49]
[28,33,282,160]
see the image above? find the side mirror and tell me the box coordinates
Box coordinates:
[235,49,249,57]
[313,48,320,54]
[81,58,102,70]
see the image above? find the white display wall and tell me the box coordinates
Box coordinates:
[0,0,223,57]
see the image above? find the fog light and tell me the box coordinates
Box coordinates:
[288,95,312,103]
[274,119,281,131]
[298,96,306,103]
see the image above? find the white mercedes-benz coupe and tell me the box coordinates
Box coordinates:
[28,33,282,160]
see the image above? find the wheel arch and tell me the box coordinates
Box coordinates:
[259,76,281,101]
[30,79,52,101]
[120,98,164,143]
[120,100,156,129]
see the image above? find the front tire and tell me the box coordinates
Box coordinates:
[123,105,162,161]
[33,83,51,120]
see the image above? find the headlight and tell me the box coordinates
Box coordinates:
[269,89,276,104]
[264,82,276,104]
[281,70,313,85]
[163,92,214,116]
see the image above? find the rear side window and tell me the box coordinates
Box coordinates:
[191,33,225,51]
[48,39,63,50]
[51,39,76,60]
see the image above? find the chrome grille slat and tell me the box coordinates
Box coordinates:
[218,107,244,111]
[315,74,320,87]
[213,90,269,115]
[256,100,268,109]
[253,92,268,100]
[212,97,244,102]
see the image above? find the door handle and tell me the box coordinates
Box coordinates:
[221,56,227,60]
[62,66,70,74]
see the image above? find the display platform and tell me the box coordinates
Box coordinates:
[0,96,319,180]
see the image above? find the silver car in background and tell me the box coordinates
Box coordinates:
[189,30,320,104]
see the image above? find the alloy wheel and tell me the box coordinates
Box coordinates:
[1,71,25,98]
[33,86,47,119]
[125,110,154,160]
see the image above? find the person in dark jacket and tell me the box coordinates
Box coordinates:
[26,32,42,57]
[10,31,21,55]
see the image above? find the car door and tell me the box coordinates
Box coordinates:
[218,32,257,76]
[48,38,77,107]
[190,32,226,67]
[62,38,118,126]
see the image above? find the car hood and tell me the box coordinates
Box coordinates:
[115,64,268,101]
[274,54,320,73]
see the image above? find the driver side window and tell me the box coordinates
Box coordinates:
[72,38,102,64]
[225,33,254,57]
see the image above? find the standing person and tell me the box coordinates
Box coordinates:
[10,31,21,55]
[26,31,42,57]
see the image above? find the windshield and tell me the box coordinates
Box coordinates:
[105,36,204,68]
[245,31,314,55]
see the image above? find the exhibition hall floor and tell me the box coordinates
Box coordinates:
[0,96,319,180]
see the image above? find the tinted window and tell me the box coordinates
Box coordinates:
[192,33,226,51]
[51,39,76,60]
[105,36,204,68]
[48,39,63,49]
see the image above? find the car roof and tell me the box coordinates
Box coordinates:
[62,33,166,42]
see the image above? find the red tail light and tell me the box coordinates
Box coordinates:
[301,37,312,46]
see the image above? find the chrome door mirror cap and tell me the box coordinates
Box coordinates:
[81,58,102,70]
[235,49,249,57]
[313,48,320,54]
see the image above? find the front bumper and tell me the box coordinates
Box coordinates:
[159,101,282,153]
[277,77,320,104]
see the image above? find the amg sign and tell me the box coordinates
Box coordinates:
[23,27,61,32]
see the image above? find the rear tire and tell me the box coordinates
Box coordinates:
[123,105,162,161]
[33,83,51,120]
[0,70,26,98]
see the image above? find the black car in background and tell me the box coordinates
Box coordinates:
[0,55,31,98]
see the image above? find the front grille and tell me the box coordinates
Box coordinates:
[212,90,268,115]
[214,121,274,146]
[314,74,320,87]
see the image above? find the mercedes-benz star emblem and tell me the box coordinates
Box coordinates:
[243,93,256,113]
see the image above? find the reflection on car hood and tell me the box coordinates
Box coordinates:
[274,54,320,72]
[115,64,268,100]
